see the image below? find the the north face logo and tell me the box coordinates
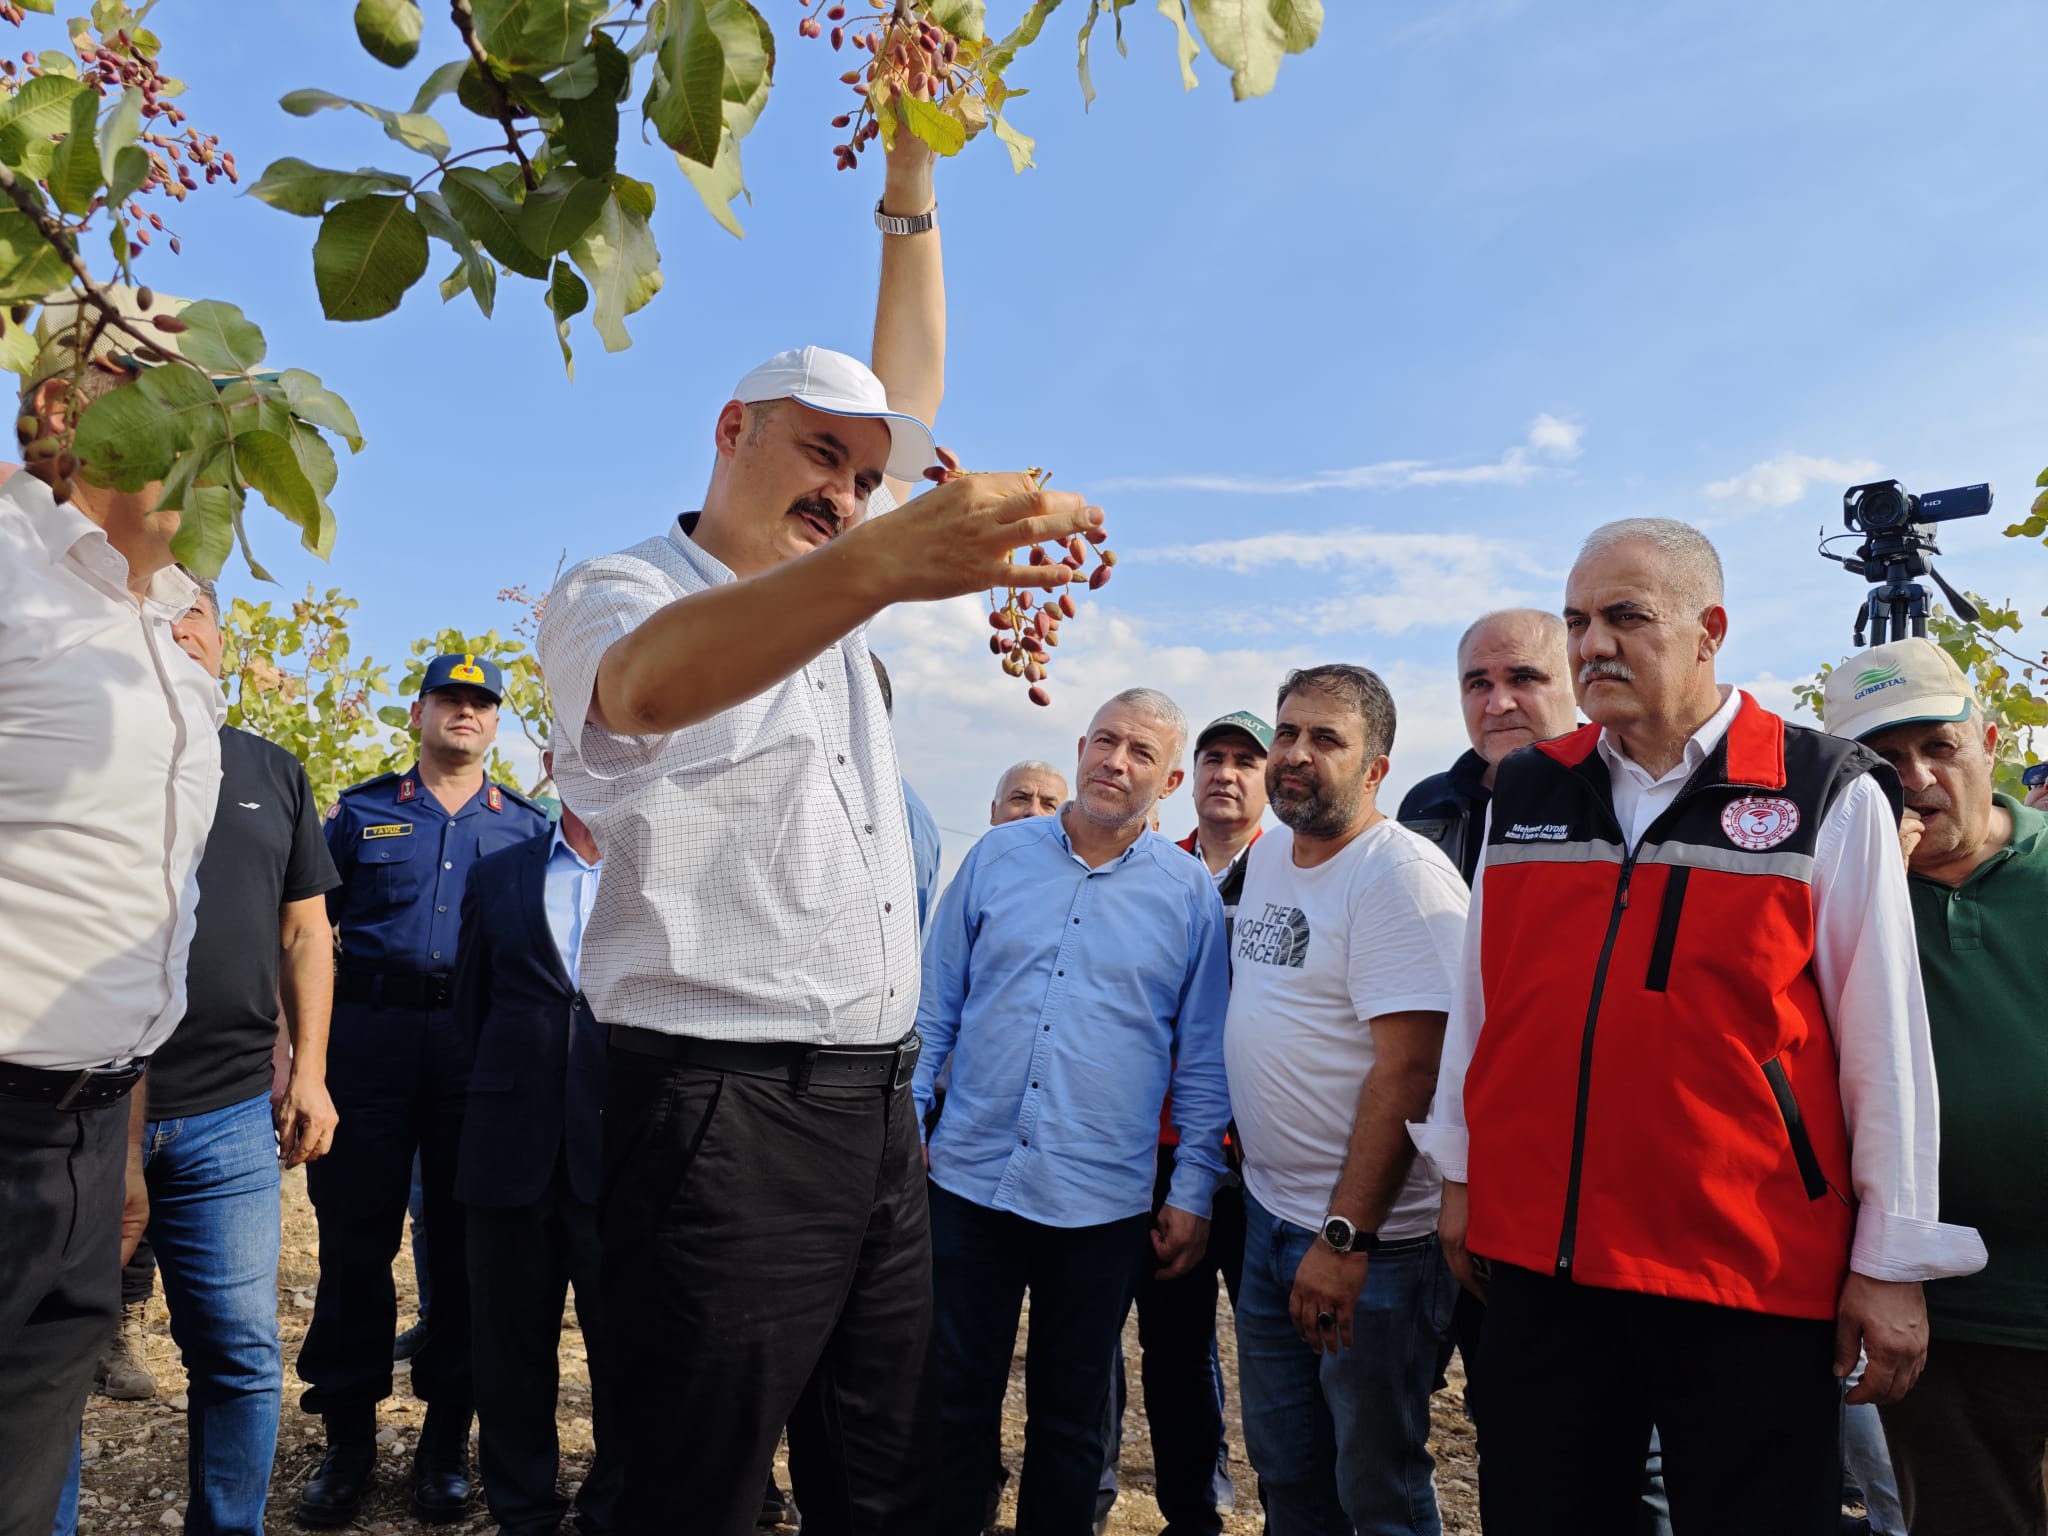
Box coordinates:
[1237,902,1311,968]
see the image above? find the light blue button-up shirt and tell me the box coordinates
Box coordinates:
[914,810,1233,1228]
[543,824,602,992]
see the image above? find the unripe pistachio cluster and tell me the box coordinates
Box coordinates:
[796,0,983,171]
[926,449,1116,709]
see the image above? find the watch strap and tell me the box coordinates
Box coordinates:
[874,198,938,237]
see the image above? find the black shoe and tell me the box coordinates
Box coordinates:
[758,1477,788,1528]
[296,1442,376,1528]
[411,1440,471,1524]
[394,1318,430,1362]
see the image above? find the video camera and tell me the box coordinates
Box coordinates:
[1819,479,1993,645]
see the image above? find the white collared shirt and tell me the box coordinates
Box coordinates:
[1412,686,1987,1284]
[536,505,919,1045]
[0,475,223,1070]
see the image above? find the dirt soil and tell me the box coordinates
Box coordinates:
[75,1167,1482,1534]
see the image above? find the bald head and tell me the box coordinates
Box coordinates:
[991,760,1068,825]
[1457,609,1577,774]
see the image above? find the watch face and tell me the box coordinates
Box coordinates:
[1322,1217,1354,1250]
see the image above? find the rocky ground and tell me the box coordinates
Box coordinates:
[74,1168,1481,1533]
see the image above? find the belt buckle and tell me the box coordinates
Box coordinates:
[891,1034,920,1090]
[53,1069,97,1111]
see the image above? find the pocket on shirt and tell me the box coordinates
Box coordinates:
[363,834,426,904]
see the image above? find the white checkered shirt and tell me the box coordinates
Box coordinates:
[537,508,919,1045]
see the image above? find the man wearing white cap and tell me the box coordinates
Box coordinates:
[1824,640,2048,1536]
[0,287,225,1536]
[536,138,1103,1536]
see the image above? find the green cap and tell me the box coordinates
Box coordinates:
[1195,710,1274,756]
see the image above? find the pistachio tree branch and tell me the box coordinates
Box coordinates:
[0,158,194,369]
[450,0,538,191]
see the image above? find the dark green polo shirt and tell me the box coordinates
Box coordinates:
[1910,793,2048,1350]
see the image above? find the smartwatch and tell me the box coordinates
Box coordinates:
[1321,1215,1379,1255]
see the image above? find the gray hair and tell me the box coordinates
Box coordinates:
[176,564,218,617]
[1576,518,1724,617]
[993,759,1066,799]
[1095,687,1189,760]
[1456,609,1567,670]
[1276,664,1398,760]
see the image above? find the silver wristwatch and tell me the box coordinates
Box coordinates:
[874,199,938,237]
[1321,1214,1379,1255]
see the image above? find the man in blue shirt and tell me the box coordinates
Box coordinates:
[297,653,550,1526]
[915,687,1232,1536]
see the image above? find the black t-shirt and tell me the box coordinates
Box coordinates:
[146,726,341,1120]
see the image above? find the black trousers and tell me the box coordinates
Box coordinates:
[1479,1262,1840,1536]
[469,1159,624,1536]
[600,1049,935,1536]
[931,1182,1152,1536]
[1880,1337,2048,1536]
[1121,1145,1247,1536]
[0,1094,130,1536]
[299,1001,473,1422]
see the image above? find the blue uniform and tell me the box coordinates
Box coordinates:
[298,764,548,1426]
[324,767,550,972]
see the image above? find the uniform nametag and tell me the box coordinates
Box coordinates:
[363,823,413,840]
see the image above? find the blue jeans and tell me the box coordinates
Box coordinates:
[1236,1191,1454,1536]
[141,1091,285,1535]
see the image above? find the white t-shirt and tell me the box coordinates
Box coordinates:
[1224,818,1469,1238]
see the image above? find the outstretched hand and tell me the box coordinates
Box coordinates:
[857,471,1102,604]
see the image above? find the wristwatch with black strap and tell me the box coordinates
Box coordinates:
[1321,1213,1381,1256]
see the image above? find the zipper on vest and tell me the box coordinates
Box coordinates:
[1555,854,1634,1278]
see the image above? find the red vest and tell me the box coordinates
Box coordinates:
[1465,693,1893,1320]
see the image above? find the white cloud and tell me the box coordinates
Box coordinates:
[1704,453,1881,510]
[1104,414,1584,496]
[869,599,1472,883]
[1139,528,1558,636]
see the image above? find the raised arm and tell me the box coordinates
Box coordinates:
[572,475,1099,739]
[872,132,943,507]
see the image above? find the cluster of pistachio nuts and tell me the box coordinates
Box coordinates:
[924,450,1116,708]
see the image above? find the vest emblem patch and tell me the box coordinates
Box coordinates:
[1721,795,1800,851]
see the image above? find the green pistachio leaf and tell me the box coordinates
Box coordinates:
[355,0,424,67]
[415,189,496,317]
[440,165,551,278]
[469,0,607,70]
[173,299,269,374]
[313,194,431,321]
[248,158,414,218]
[517,164,609,256]
[46,88,103,217]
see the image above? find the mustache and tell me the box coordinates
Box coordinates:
[788,496,840,533]
[1579,659,1635,685]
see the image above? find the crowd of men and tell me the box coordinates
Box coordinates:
[3,133,2047,1536]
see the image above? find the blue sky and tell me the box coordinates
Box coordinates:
[72,1,2048,871]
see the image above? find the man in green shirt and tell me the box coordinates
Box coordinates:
[1825,638,2048,1536]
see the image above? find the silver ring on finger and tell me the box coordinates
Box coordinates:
[1315,1310,1336,1330]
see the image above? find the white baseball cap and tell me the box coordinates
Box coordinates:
[732,345,936,483]
[1822,638,1976,742]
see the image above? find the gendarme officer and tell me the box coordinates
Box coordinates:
[296,653,548,1527]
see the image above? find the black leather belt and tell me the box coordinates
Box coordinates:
[0,1060,147,1111]
[609,1026,921,1090]
[336,968,454,1010]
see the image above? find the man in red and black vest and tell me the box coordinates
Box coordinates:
[1410,517,1985,1535]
